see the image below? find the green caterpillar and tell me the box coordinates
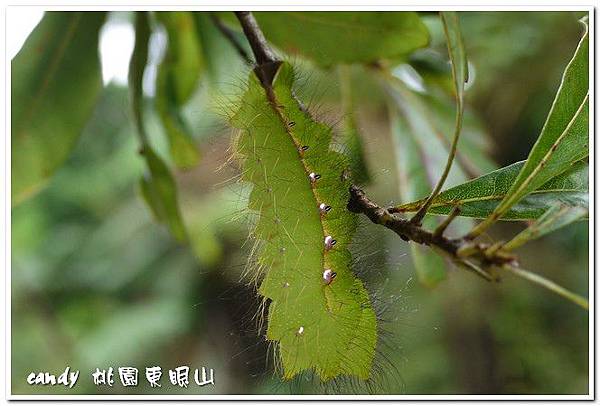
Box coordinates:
[230,62,377,380]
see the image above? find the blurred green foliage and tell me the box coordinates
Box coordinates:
[11,11,587,395]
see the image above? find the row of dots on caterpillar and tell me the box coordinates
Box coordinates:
[306,153,338,287]
[295,138,338,339]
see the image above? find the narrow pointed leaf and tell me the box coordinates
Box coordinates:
[503,203,588,251]
[12,12,106,205]
[469,18,589,235]
[129,12,187,242]
[138,147,187,241]
[394,160,588,221]
[440,11,468,106]
[155,12,202,169]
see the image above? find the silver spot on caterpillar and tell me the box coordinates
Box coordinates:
[324,236,336,250]
[323,269,337,285]
[319,203,331,215]
[309,172,321,183]
[297,326,304,336]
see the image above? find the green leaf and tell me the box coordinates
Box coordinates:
[468,18,589,236]
[155,12,202,169]
[11,12,106,205]
[394,160,588,221]
[503,203,588,251]
[390,106,447,287]
[252,12,430,66]
[138,147,187,241]
[130,12,187,242]
[231,62,376,380]
[440,11,468,106]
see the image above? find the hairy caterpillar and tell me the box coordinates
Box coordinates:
[230,61,377,380]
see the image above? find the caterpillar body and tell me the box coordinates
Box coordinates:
[231,62,377,381]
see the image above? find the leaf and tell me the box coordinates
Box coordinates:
[138,147,187,241]
[230,62,376,380]
[394,160,588,221]
[389,106,447,287]
[252,12,430,66]
[503,203,588,251]
[468,18,589,236]
[440,11,468,106]
[130,12,187,242]
[12,12,106,205]
[155,12,202,169]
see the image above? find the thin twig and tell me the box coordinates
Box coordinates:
[457,259,495,282]
[210,14,253,65]
[347,185,512,268]
[433,206,460,237]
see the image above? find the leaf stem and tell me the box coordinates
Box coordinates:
[502,264,589,310]
[433,206,460,237]
[129,11,151,147]
[410,12,466,226]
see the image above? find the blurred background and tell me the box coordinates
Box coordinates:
[11,10,588,395]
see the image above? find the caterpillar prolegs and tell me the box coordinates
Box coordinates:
[230,62,377,380]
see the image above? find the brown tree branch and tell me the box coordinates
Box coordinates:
[347,185,514,269]
[234,11,280,86]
